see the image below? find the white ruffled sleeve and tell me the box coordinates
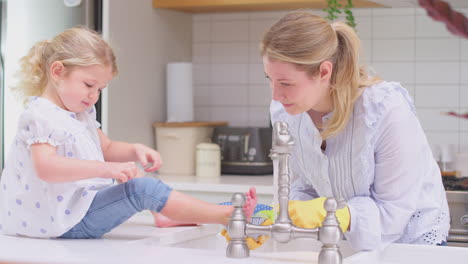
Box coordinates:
[18,110,72,148]
[345,93,425,251]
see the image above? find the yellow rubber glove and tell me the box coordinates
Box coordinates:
[221,218,273,250]
[288,197,350,233]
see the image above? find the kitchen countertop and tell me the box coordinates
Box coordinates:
[1,210,467,264]
[157,174,274,194]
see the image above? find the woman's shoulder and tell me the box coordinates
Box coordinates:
[357,81,416,129]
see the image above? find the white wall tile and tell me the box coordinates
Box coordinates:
[415,84,459,108]
[194,106,212,121]
[194,85,211,106]
[193,43,211,64]
[415,39,460,61]
[192,9,463,150]
[460,39,468,62]
[415,62,459,84]
[353,8,372,17]
[418,108,459,131]
[371,62,415,83]
[193,14,211,22]
[416,15,458,38]
[461,84,468,107]
[193,64,211,85]
[212,13,249,21]
[211,106,248,126]
[425,131,460,146]
[248,11,289,20]
[355,16,372,39]
[404,84,416,99]
[248,106,271,127]
[372,8,415,16]
[211,64,248,84]
[415,8,428,16]
[193,21,210,43]
[461,133,468,153]
[461,63,468,83]
[249,63,268,84]
[249,19,278,44]
[248,84,271,106]
[373,16,414,39]
[211,85,248,106]
[249,42,263,64]
[360,39,372,64]
[461,108,468,131]
[212,21,249,42]
[212,43,249,64]
[373,39,415,61]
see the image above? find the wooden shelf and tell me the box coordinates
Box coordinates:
[153,0,387,13]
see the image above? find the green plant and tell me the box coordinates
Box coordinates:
[323,0,356,29]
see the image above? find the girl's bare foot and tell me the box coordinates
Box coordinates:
[153,186,257,227]
[153,212,198,228]
[243,187,258,221]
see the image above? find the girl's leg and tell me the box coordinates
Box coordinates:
[59,177,172,239]
[59,177,256,238]
[155,187,257,227]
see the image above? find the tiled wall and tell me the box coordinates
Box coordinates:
[192,8,468,153]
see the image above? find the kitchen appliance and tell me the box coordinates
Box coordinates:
[212,127,272,175]
[442,176,468,247]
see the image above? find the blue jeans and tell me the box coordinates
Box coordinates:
[59,177,172,239]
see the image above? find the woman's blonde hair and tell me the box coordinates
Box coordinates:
[12,26,118,105]
[261,11,380,139]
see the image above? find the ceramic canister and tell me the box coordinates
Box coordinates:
[196,142,221,178]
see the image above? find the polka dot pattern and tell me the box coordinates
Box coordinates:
[0,98,111,237]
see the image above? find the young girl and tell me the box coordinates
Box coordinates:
[0,27,256,239]
[262,11,450,250]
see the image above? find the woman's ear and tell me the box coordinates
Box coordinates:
[50,61,65,81]
[318,61,333,81]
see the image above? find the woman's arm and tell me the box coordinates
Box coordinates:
[345,100,426,250]
[31,143,138,183]
[98,129,162,172]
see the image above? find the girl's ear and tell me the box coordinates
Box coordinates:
[50,61,65,81]
[318,60,333,81]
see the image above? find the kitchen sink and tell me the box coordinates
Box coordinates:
[167,224,363,263]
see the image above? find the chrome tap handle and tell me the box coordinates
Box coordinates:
[270,121,295,226]
[226,193,249,258]
[271,122,295,154]
[318,198,343,264]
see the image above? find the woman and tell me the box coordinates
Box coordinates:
[263,11,449,250]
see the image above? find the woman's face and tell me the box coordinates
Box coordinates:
[263,56,332,115]
[52,63,113,113]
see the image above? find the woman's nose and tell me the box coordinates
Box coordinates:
[271,84,283,101]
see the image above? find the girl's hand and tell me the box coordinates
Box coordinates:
[134,143,163,172]
[105,161,139,183]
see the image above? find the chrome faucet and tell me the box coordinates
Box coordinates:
[226,121,343,264]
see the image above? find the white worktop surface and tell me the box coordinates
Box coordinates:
[157,174,274,194]
[1,210,467,264]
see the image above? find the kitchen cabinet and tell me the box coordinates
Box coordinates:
[153,0,387,13]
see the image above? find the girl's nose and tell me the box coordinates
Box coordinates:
[89,90,99,100]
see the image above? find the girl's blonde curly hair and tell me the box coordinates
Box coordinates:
[12,26,118,105]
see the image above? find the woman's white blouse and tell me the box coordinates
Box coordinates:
[270,81,450,251]
[0,97,113,238]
